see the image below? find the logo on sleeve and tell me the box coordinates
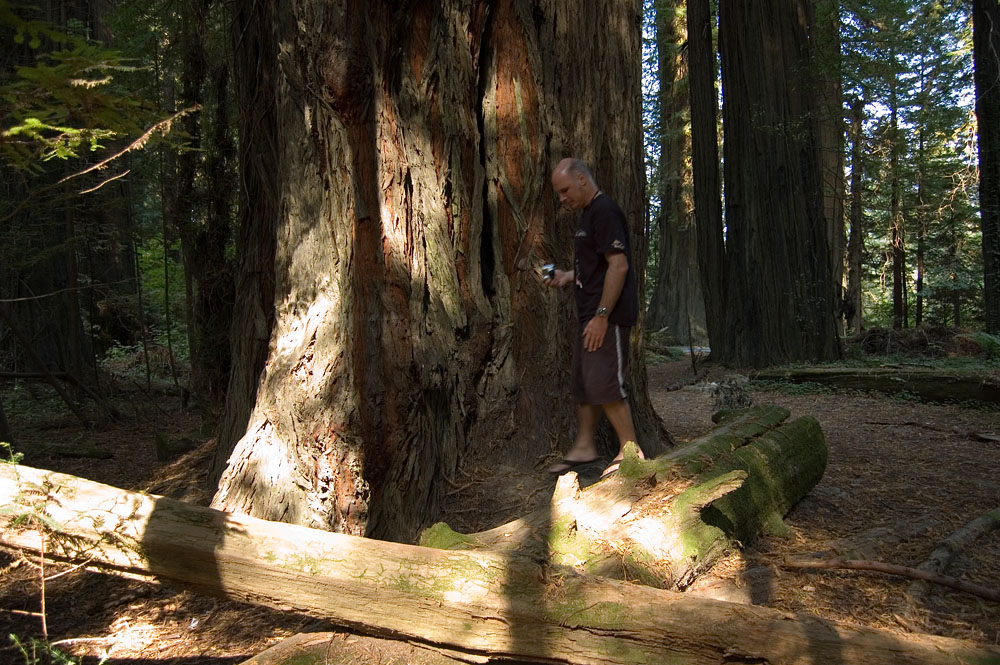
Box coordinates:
[612,239,625,250]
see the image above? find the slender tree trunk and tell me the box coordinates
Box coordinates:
[196,61,236,398]
[212,0,665,541]
[717,0,840,367]
[974,0,1000,333]
[687,0,725,352]
[846,98,865,335]
[889,83,906,330]
[62,185,85,384]
[646,1,705,345]
[0,390,12,444]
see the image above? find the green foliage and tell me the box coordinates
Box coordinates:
[842,0,982,329]
[0,1,159,172]
[961,332,1000,361]
[9,634,93,665]
[1,440,23,464]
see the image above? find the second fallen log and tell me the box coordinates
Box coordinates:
[421,405,828,589]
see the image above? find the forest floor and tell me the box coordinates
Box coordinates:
[1,352,999,664]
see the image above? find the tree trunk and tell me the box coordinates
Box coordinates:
[3,461,999,665]
[207,0,278,487]
[210,0,667,542]
[716,0,841,367]
[846,98,865,335]
[974,0,1000,333]
[687,0,726,353]
[646,1,706,345]
[812,0,846,334]
[172,0,236,403]
[890,80,907,330]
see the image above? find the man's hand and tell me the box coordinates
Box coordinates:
[583,315,608,352]
[546,268,575,288]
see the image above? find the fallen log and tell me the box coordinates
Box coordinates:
[2,465,999,664]
[907,505,1000,601]
[754,366,1000,404]
[422,406,825,589]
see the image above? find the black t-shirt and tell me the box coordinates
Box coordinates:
[573,194,638,326]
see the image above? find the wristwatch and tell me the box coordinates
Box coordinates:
[596,306,609,318]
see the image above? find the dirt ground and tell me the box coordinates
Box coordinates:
[1,356,998,664]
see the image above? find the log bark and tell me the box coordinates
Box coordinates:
[421,406,825,590]
[1,463,999,664]
[755,367,1000,405]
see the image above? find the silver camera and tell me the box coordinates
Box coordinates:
[541,263,556,280]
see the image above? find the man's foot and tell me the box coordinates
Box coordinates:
[599,459,621,480]
[548,457,601,474]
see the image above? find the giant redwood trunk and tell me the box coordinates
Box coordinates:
[210,0,667,541]
[716,0,840,367]
[974,0,1000,333]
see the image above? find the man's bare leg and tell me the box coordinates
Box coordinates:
[548,404,602,473]
[601,399,642,475]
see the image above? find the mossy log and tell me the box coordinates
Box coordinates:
[1,461,999,664]
[0,428,1000,665]
[422,406,826,589]
[755,366,1000,404]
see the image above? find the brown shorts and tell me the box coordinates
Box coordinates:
[571,323,631,405]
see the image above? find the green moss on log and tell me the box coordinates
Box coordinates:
[700,415,826,544]
[419,522,480,550]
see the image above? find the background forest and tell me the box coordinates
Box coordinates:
[2,0,996,433]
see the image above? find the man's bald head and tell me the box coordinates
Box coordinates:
[552,158,599,210]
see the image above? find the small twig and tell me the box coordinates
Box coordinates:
[445,481,476,496]
[43,554,97,582]
[50,636,113,647]
[783,556,1000,603]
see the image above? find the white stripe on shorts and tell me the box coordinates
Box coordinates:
[615,325,626,399]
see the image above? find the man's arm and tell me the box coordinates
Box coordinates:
[583,252,627,352]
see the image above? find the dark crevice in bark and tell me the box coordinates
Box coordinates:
[476,4,497,299]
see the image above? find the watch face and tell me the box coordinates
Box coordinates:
[597,306,609,317]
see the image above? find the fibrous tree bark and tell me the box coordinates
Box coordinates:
[715,0,841,367]
[210,0,667,542]
[974,0,1000,333]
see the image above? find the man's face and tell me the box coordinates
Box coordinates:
[551,170,588,210]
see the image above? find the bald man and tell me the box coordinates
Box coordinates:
[545,158,643,477]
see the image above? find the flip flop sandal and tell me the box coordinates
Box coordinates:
[548,457,601,474]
